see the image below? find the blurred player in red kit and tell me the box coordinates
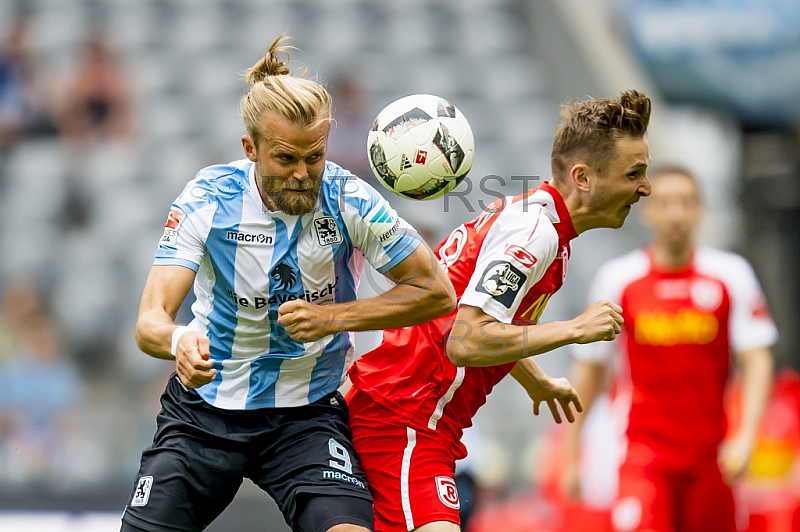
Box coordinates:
[347,90,653,532]
[563,166,777,532]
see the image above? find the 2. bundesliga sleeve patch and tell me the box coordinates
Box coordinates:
[476,260,527,308]
[160,206,185,247]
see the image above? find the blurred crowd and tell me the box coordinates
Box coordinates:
[0,12,132,492]
[0,14,133,156]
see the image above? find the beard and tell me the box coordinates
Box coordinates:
[260,174,323,215]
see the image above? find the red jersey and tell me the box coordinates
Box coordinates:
[349,183,578,457]
[574,247,778,465]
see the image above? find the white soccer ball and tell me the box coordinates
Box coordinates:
[367,94,474,200]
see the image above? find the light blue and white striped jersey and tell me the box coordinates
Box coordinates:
[154,159,420,409]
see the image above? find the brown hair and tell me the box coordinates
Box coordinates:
[240,33,332,145]
[551,89,651,179]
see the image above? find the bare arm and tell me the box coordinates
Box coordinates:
[446,300,623,367]
[278,242,456,341]
[719,346,773,481]
[562,358,608,500]
[510,357,583,424]
[135,264,216,388]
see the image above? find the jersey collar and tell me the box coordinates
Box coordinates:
[247,161,323,219]
[540,181,578,241]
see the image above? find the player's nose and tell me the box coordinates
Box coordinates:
[639,174,652,197]
[292,162,310,181]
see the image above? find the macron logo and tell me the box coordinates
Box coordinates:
[226,231,273,244]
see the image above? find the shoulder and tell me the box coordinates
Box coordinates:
[321,160,388,215]
[694,246,759,287]
[177,159,250,206]
[592,249,650,295]
[694,246,752,273]
[494,192,560,243]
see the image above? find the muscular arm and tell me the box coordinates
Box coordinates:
[135,264,216,387]
[445,300,623,367]
[135,265,196,359]
[278,242,456,341]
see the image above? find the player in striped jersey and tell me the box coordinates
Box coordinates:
[563,167,776,532]
[347,90,653,531]
[121,35,455,532]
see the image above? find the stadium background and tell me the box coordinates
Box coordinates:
[0,0,798,530]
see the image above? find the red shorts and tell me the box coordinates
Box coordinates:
[612,441,735,532]
[347,387,461,532]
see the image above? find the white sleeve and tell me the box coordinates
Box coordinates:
[153,198,215,271]
[726,257,779,352]
[459,208,559,323]
[339,177,421,274]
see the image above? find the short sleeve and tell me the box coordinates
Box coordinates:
[153,181,216,271]
[726,256,779,353]
[459,208,559,323]
[338,174,421,273]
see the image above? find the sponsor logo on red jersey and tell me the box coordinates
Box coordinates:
[435,476,460,509]
[634,309,719,346]
[503,244,537,269]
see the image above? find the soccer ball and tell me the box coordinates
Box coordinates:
[367,94,474,200]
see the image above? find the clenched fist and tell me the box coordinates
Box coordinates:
[572,300,624,344]
[277,300,337,342]
[174,330,216,388]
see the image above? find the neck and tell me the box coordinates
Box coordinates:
[549,178,594,234]
[651,242,693,270]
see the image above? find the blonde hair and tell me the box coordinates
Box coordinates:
[240,33,332,145]
[551,89,651,179]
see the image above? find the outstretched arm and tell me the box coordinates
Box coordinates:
[446,300,623,367]
[278,241,456,341]
[510,357,583,424]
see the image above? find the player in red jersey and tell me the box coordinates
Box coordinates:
[562,167,777,532]
[347,90,653,532]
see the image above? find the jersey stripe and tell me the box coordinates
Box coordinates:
[401,427,417,530]
[198,187,244,407]
[427,367,466,430]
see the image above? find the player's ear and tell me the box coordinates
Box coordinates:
[242,135,257,162]
[570,163,590,192]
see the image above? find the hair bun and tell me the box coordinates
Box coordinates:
[245,32,293,85]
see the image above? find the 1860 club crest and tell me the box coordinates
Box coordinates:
[314,216,343,246]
